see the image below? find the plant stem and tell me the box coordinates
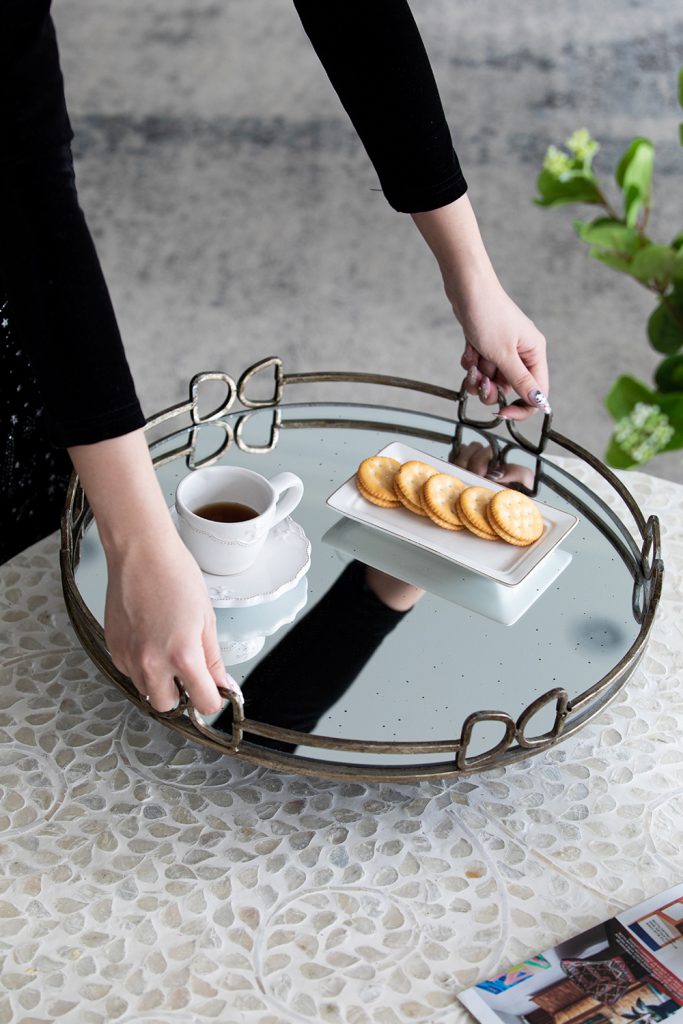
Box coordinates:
[595,185,622,222]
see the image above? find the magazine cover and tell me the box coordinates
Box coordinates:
[459,885,683,1024]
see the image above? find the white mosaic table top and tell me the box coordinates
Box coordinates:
[1,458,682,1024]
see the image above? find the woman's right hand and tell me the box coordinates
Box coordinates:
[69,430,237,716]
[104,525,232,715]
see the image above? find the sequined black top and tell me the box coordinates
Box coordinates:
[0,0,467,450]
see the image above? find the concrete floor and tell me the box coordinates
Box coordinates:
[54,0,683,482]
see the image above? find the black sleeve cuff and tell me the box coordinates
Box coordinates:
[384,165,468,214]
[47,401,146,449]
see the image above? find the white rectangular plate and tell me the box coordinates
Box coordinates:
[326,442,578,587]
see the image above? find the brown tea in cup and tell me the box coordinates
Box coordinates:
[192,501,258,523]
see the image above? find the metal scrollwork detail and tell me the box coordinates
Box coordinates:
[515,688,569,749]
[456,710,516,770]
[237,356,284,409]
[640,514,660,582]
[152,680,191,720]
[186,421,234,470]
[457,376,504,430]
[632,576,647,625]
[505,408,553,455]
[186,686,244,752]
[235,408,282,454]
[455,687,569,767]
[190,371,237,425]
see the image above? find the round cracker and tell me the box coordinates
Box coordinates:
[394,482,429,517]
[356,479,401,508]
[422,501,463,531]
[460,518,498,540]
[422,473,466,528]
[457,486,498,539]
[357,456,401,503]
[487,489,544,545]
[395,461,438,513]
[485,509,535,546]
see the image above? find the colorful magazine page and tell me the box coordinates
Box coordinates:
[614,886,683,1003]
[459,886,683,1024]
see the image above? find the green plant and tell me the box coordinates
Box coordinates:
[534,69,683,469]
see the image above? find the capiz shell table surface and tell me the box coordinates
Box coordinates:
[0,462,681,1023]
[62,365,661,780]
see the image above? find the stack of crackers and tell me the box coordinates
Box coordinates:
[356,456,544,548]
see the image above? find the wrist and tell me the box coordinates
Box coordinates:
[99,500,178,564]
[442,261,501,323]
[411,194,499,315]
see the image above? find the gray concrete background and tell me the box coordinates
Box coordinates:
[54,0,683,481]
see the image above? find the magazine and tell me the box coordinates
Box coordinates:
[459,884,683,1024]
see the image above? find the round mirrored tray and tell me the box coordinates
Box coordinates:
[60,358,663,782]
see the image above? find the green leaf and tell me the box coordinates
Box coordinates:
[656,392,683,451]
[648,288,683,353]
[655,354,683,392]
[590,250,635,275]
[629,244,678,286]
[656,388,683,425]
[605,435,639,468]
[615,137,654,188]
[605,375,653,420]
[573,217,640,253]
[671,231,683,252]
[615,138,654,227]
[534,169,602,207]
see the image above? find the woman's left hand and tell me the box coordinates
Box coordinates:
[412,195,551,422]
[450,278,550,422]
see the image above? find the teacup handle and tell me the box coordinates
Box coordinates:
[269,472,304,526]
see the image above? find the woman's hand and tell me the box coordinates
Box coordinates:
[450,440,535,489]
[453,283,549,422]
[69,430,235,715]
[412,194,550,421]
[103,526,229,714]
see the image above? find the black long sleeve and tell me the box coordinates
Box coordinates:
[0,1,145,448]
[1,0,466,452]
[293,0,467,212]
[215,561,410,753]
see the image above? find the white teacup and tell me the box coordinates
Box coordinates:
[175,466,304,575]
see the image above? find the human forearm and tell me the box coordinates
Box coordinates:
[412,194,550,417]
[68,430,230,716]
[68,430,174,557]
[411,193,498,312]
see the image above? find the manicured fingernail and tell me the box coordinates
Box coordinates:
[528,388,552,414]
[487,468,504,480]
[478,376,491,401]
[466,365,479,386]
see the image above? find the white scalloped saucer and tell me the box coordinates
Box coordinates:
[215,576,309,664]
[170,508,311,607]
